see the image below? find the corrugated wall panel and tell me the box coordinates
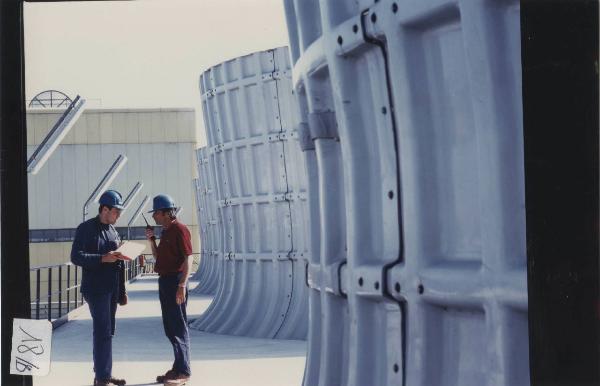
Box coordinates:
[285,0,527,385]
[190,47,309,340]
[28,108,196,145]
[26,109,198,231]
[27,142,198,229]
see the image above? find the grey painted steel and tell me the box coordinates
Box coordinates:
[127,195,149,240]
[122,181,143,213]
[82,154,128,221]
[189,47,309,340]
[27,95,86,175]
[285,1,527,386]
[190,147,220,294]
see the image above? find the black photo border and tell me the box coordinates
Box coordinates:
[1,1,598,385]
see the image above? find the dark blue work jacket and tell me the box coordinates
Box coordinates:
[70,216,123,294]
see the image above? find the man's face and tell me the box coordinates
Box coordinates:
[152,210,167,225]
[102,206,121,224]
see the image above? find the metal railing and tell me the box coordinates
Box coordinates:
[30,256,146,321]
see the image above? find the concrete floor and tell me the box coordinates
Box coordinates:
[34,275,307,386]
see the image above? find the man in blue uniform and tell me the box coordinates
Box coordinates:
[145,194,193,386]
[71,190,130,386]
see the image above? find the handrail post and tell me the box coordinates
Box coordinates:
[66,265,71,314]
[80,266,84,306]
[36,269,41,319]
[79,266,84,306]
[58,266,63,318]
[75,266,79,306]
[47,267,52,321]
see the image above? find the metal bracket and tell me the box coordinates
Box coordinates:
[352,264,386,298]
[267,132,290,143]
[306,260,347,297]
[273,194,287,202]
[297,122,315,151]
[308,111,338,140]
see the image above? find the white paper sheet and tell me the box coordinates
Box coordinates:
[115,241,146,259]
[10,319,52,376]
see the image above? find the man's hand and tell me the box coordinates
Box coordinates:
[145,228,155,241]
[119,293,128,306]
[176,286,186,305]
[101,251,125,263]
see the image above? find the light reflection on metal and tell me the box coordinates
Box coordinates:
[122,182,143,213]
[82,154,128,221]
[27,95,86,175]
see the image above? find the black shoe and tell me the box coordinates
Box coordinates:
[156,369,176,383]
[163,373,190,385]
[109,376,126,385]
[93,379,111,386]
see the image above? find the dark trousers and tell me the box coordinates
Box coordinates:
[159,273,191,376]
[84,291,117,380]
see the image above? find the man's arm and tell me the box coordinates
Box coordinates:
[176,255,193,305]
[175,226,194,305]
[71,223,102,268]
[145,228,159,258]
[71,223,125,268]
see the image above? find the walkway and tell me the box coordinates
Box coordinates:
[34,275,306,386]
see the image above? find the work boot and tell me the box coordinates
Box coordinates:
[109,376,126,385]
[156,369,176,383]
[163,372,190,385]
[93,379,111,386]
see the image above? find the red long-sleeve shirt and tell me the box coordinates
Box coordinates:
[154,220,192,275]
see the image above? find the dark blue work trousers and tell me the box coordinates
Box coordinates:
[84,291,117,380]
[159,273,191,376]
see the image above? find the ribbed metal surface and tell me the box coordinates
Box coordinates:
[190,147,220,295]
[27,108,196,146]
[189,47,309,340]
[285,0,527,385]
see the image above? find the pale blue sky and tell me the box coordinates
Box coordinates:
[25,0,290,143]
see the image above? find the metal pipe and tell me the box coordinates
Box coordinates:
[127,195,149,240]
[36,270,40,320]
[27,95,87,175]
[47,267,52,321]
[122,182,143,213]
[82,154,128,221]
[75,266,79,306]
[67,265,71,314]
[58,266,62,318]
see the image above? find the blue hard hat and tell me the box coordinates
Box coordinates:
[99,190,124,210]
[148,194,176,213]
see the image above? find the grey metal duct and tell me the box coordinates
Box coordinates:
[189,47,309,340]
[284,0,528,385]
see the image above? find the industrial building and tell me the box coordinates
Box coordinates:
[26,107,201,291]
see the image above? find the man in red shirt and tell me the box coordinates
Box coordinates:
[145,194,193,385]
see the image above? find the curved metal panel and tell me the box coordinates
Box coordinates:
[285,0,528,385]
[190,146,221,294]
[190,47,309,339]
